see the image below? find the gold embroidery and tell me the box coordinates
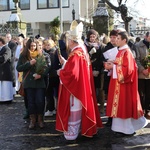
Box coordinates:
[67,49,91,72]
[68,50,85,60]
[117,66,124,83]
[111,50,126,117]
[111,80,120,117]
[115,50,126,83]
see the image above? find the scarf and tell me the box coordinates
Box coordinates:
[85,39,100,49]
[29,50,39,58]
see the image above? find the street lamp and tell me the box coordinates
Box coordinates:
[89,18,92,29]
[72,3,75,20]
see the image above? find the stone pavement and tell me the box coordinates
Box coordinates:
[0,95,150,150]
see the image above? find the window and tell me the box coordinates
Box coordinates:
[9,0,15,10]
[0,1,8,10]
[0,0,30,11]
[37,0,69,9]
[49,0,58,8]
[38,0,47,8]
[20,0,30,10]
[27,23,33,36]
[38,0,58,9]
[62,0,69,7]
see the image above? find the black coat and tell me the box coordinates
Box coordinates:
[8,41,17,86]
[85,40,105,88]
[54,40,68,70]
[44,47,58,78]
[85,40,105,73]
[0,45,13,81]
[103,42,115,94]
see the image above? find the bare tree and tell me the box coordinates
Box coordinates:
[103,0,133,32]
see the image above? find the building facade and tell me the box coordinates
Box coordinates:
[0,0,98,37]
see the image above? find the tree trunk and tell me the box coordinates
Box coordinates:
[124,21,129,33]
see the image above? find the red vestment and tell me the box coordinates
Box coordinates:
[56,46,103,137]
[106,47,143,119]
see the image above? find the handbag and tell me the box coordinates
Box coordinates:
[18,82,25,96]
[18,70,30,97]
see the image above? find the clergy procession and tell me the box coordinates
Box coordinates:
[0,19,150,145]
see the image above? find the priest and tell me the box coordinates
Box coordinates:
[104,31,147,135]
[56,20,103,141]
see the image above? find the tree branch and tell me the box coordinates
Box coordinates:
[103,0,120,12]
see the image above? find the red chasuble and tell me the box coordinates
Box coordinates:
[106,47,143,119]
[56,46,103,137]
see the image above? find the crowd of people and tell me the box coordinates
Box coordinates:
[0,20,149,142]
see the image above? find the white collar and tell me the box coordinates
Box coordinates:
[118,44,128,50]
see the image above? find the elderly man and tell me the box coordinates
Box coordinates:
[56,20,103,142]
[5,33,17,91]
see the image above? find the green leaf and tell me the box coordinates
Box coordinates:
[35,55,47,75]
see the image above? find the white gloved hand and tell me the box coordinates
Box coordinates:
[89,47,96,55]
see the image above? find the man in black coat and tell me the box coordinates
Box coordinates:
[5,33,17,88]
[0,36,14,102]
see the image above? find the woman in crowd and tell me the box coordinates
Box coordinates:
[16,37,49,129]
[43,39,59,117]
[84,29,105,113]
